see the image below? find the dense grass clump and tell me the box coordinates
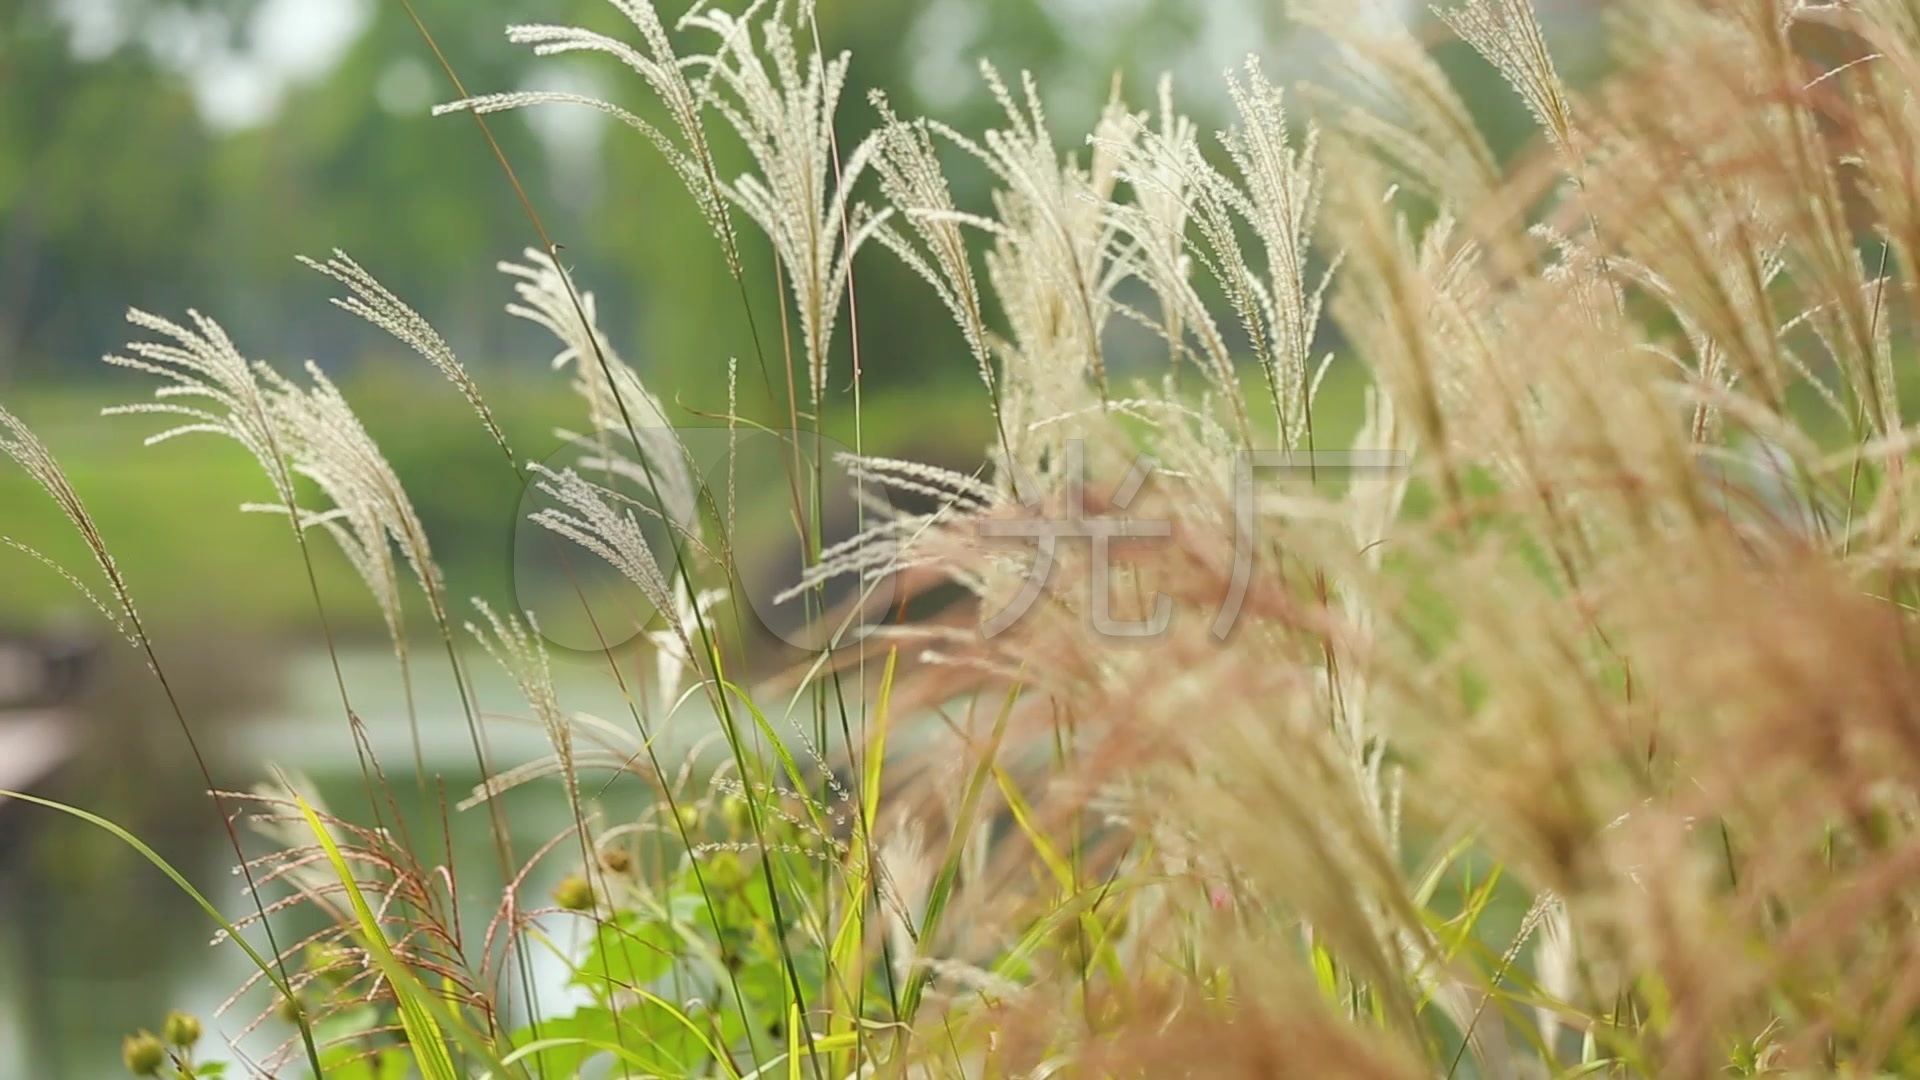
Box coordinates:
[12,0,1920,1075]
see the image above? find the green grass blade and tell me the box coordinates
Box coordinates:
[0,790,327,1077]
[721,678,832,838]
[291,791,464,1080]
[897,680,1018,1024]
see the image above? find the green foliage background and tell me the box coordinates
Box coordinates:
[0,0,1341,629]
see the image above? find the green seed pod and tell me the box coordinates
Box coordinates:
[720,795,752,832]
[122,1031,167,1076]
[305,942,357,987]
[161,1010,203,1048]
[275,994,304,1025]
[675,804,702,831]
[553,874,595,911]
[704,850,750,890]
[599,846,633,875]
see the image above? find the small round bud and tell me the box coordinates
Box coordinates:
[275,994,304,1025]
[704,850,749,890]
[599,846,632,875]
[675,804,702,831]
[721,795,752,832]
[122,1031,167,1076]
[553,874,595,911]
[161,1010,202,1048]
[305,941,356,986]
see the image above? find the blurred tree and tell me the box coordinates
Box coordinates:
[0,0,581,382]
[0,4,219,378]
[1,0,1258,416]
[189,0,572,369]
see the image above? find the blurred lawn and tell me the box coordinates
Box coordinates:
[0,363,1003,633]
[0,353,1386,635]
[3,365,594,631]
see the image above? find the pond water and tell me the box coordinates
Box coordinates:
[0,644,736,1076]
